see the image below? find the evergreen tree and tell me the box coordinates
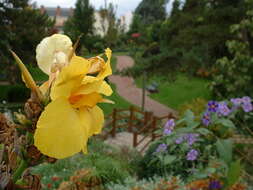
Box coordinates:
[135,0,168,25]
[0,0,54,83]
[64,0,94,53]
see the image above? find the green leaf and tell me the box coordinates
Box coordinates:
[226,160,241,188]
[184,110,195,124]
[216,139,233,164]
[217,119,235,129]
[196,128,211,135]
[206,167,216,174]
[175,127,194,134]
[163,155,176,165]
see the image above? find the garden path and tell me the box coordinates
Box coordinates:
[109,55,177,117]
[104,132,151,154]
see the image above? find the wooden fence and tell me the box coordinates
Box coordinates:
[102,106,175,152]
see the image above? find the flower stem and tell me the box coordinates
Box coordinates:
[12,159,28,183]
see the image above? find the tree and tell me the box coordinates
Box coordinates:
[211,0,253,98]
[64,0,94,53]
[0,0,54,83]
[135,0,168,25]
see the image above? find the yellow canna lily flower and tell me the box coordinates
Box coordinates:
[34,51,113,159]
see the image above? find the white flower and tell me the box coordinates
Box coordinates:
[36,34,73,75]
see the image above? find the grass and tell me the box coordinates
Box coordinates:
[136,74,212,109]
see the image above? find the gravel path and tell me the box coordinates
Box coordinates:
[109,55,177,117]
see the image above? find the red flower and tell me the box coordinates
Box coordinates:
[131,33,141,38]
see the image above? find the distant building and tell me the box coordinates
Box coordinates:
[39,6,132,35]
[40,6,73,33]
[119,12,133,33]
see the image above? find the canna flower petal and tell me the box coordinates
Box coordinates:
[36,34,73,75]
[97,48,112,79]
[50,56,90,100]
[34,97,88,159]
[76,77,113,96]
[79,106,104,137]
[70,92,103,108]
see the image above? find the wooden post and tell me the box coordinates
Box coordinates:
[141,72,146,111]
[167,113,175,120]
[133,132,138,147]
[128,106,134,132]
[112,108,117,138]
[151,116,157,141]
[144,111,152,132]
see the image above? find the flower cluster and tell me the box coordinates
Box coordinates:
[186,149,199,161]
[202,97,253,126]
[175,133,199,146]
[157,118,200,161]
[163,119,175,135]
[155,143,167,153]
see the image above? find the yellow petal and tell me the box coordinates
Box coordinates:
[88,56,104,74]
[75,80,113,96]
[70,93,103,108]
[50,56,90,100]
[100,99,115,104]
[97,48,112,79]
[11,50,43,101]
[34,97,87,159]
[79,106,104,137]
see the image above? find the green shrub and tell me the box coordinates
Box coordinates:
[31,139,133,189]
[0,85,30,102]
[105,176,185,190]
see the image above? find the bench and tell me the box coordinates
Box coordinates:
[146,82,159,93]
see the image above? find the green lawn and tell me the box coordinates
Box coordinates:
[136,74,212,109]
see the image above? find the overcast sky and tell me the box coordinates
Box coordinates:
[32,0,174,17]
[33,0,141,17]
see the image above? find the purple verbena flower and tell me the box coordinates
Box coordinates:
[186,149,199,161]
[242,96,251,104]
[208,180,222,189]
[175,136,184,144]
[217,102,231,116]
[163,119,175,135]
[230,98,242,106]
[207,101,219,112]
[165,119,175,128]
[202,112,211,126]
[163,128,173,135]
[242,103,253,112]
[184,133,199,146]
[155,143,167,153]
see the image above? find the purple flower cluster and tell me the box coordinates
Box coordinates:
[186,149,199,161]
[231,96,253,112]
[202,96,252,126]
[163,119,175,135]
[175,133,199,146]
[155,143,167,153]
